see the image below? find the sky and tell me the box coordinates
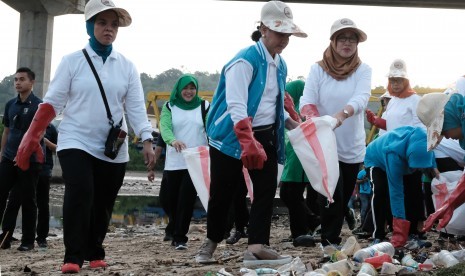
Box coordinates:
[1,0,465,89]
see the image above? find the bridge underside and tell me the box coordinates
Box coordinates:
[220,0,465,9]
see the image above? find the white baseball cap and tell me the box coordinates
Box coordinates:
[260,1,307,38]
[85,0,132,27]
[330,18,367,42]
[387,59,408,79]
[416,93,450,151]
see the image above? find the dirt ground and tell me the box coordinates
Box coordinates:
[1,171,464,276]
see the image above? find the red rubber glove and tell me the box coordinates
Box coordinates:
[423,173,465,231]
[15,103,56,171]
[300,104,320,121]
[365,109,386,130]
[234,117,267,170]
[284,92,301,123]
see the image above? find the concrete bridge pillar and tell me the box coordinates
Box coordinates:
[1,0,85,97]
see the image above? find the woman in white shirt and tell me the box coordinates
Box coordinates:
[299,18,371,247]
[14,0,155,273]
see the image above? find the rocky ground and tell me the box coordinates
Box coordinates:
[1,171,465,275]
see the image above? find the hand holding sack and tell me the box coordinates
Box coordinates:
[300,104,320,121]
[234,117,267,170]
[424,172,465,232]
[365,109,386,130]
[15,103,56,170]
[284,92,301,123]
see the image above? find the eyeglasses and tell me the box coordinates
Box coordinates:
[336,36,358,43]
[389,78,404,84]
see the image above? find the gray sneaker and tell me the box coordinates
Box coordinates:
[195,238,218,264]
[243,246,292,267]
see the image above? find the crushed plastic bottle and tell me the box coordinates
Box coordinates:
[353,242,395,263]
[401,254,418,269]
[277,257,306,275]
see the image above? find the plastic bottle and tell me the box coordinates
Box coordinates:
[401,254,418,269]
[353,242,395,263]
[437,250,460,268]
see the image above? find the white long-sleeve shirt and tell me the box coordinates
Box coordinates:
[225,39,289,127]
[44,44,153,163]
[383,94,424,133]
[300,63,372,163]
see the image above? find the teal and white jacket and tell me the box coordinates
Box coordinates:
[206,41,287,164]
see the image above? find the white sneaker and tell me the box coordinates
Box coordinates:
[243,245,292,267]
[195,238,218,264]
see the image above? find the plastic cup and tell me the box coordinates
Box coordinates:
[322,259,352,275]
[380,262,399,274]
[357,263,377,276]
[341,236,361,256]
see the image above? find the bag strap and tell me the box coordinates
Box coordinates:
[201,100,209,130]
[82,49,121,126]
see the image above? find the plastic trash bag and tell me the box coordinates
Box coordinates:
[287,116,339,202]
[431,170,465,235]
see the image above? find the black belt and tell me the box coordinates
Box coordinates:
[252,124,274,132]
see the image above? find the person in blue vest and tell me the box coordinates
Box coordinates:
[364,126,438,248]
[417,92,465,232]
[195,0,306,267]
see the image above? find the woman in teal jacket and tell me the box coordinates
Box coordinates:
[365,126,437,248]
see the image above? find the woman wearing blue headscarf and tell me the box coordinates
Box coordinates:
[418,93,465,232]
[14,0,155,273]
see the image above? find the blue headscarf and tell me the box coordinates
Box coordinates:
[86,16,112,63]
[443,93,465,149]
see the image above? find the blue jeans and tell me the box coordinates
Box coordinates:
[359,193,372,222]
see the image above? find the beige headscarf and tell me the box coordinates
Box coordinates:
[317,38,361,81]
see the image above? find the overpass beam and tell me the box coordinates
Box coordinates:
[17,11,54,97]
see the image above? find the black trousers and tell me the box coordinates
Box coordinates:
[36,174,51,241]
[280,182,319,238]
[0,158,40,245]
[158,171,174,236]
[207,128,277,245]
[369,167,392,240]
[319,161,360,245]
[403,171,425,235]
[163,169,197,243]
[225,173,249,235]
[58,149,126,266]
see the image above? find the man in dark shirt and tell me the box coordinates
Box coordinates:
[0,67,43,251]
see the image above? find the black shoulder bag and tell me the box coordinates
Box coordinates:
[82,49,127,159]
